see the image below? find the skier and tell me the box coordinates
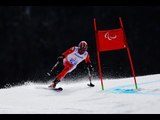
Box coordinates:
[47,41,94,89]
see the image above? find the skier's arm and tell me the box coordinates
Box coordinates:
[62,47,75,57]
[85,54,95,87]
[85,53,91,63]
[85,54,94,72]
[57,47,75,62]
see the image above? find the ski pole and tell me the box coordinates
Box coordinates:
[47,61,59,76]
[51,61,59,72]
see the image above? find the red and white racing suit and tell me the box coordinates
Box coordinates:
[56,46,91,81]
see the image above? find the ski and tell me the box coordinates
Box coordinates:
[87,83,95,87]
[48,87,63,92]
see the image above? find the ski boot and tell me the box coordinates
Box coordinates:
[48,78,60,88]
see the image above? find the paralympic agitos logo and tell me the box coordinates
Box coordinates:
[104,32,117,40]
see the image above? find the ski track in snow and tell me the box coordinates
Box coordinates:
[0,74,160,114]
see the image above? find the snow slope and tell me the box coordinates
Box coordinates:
[0,74,160,114]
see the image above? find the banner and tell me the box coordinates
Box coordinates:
[97,28,126,52]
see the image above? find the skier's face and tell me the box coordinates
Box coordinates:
[78,48,86,54]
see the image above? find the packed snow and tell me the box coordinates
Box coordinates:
[0,74,160,114]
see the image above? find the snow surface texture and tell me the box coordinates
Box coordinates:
[0,74,160,114]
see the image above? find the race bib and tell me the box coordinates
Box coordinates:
[69,58,77,65]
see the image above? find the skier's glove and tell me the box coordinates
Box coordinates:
[57,55,65,62]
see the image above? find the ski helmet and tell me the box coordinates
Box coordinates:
[78,41,88,51]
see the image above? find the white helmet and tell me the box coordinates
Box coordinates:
[78,41,88,51]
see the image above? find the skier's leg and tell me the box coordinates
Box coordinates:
[56,61,74,80]
[49,61,74,88]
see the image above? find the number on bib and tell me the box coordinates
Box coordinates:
[69,58,77,65]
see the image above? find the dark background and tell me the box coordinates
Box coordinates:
[1,6,160,88]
